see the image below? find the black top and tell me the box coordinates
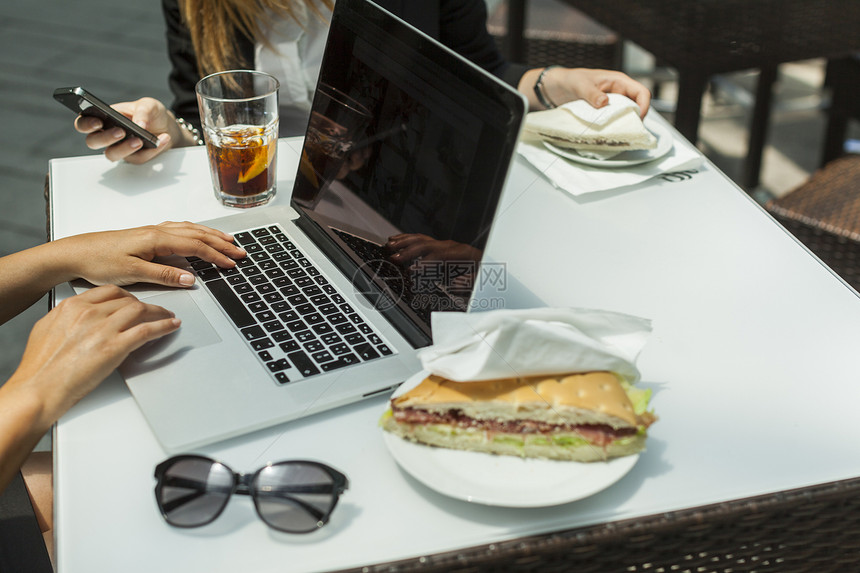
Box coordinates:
[161,0,527,131]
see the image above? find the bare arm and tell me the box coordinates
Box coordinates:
[518,67,652,117]
[74,97,199,164]
[0,286,181,491]
[0,221,246,325]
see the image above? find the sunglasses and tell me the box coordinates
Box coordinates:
[154,455,348,533]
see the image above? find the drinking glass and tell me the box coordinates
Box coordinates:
[196,70,280,208]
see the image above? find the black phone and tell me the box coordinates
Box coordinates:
[53,87,159,148]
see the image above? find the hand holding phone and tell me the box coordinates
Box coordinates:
[54,87,159,148]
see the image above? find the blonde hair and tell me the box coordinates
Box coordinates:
[179,0,333,76]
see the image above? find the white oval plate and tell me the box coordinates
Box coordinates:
[381,371,639,508]
[542,119,673,168]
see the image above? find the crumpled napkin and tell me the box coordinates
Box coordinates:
[558,92,642,127]
[418,308,652,383]
[518,112,703,196]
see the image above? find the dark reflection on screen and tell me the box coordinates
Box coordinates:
[291,7,519,333]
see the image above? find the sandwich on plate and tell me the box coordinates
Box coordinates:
[380,371,656,462]
[523,93,657,156]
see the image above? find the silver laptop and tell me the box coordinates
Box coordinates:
[118,0,526,451]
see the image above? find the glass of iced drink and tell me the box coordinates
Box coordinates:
[196,70,279,208]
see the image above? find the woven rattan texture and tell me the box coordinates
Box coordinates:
[348,477,860,572]
[492,36,619,71]
[823,55,860,165]
[488,0,620,70]
[559,0,860,74]
[766,155,860,290]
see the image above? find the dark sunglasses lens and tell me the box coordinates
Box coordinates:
[253,463,338,533]
[157,458,234,527]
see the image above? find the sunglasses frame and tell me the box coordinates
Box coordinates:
[154,454,349,533]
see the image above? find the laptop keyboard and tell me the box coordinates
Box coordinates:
[186,224,394,385]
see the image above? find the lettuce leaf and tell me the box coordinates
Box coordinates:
[620,379,652,416]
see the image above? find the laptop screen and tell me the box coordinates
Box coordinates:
[291,0,524,343]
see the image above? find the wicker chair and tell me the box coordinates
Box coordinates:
[354,475,860,572]
[821,54,860,166]
[487,0,620,71]
[766,154,860,291]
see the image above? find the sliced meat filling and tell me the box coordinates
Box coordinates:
[392,407,637,447]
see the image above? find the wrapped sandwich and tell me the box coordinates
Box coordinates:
[523,93,657,155]
[380,308,656,462]
[381,371,656,462]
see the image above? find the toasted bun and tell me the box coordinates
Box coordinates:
[382,417,647,462]
[523,106,657,152]
[391,372,640,429]
[384,372,654,462]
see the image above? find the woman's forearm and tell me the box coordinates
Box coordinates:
[0,381,52,492]
[0,242,72,325]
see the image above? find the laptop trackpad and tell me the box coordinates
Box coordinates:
[129,290,222,365]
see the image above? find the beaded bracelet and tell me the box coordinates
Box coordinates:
[176,117,205,146]
[534,65,562,109]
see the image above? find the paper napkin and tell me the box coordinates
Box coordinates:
[418,308,652,383]
[517,112,703,196]
[558,92,642,126]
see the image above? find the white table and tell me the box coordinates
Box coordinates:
[48,121,860,572]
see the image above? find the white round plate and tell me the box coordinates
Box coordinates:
[381,371,639,508]
[542,119,673,168]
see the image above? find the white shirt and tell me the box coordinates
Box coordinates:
[255,4,332,136]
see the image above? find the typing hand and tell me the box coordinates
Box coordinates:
[54,221,247,288]
[7,285,180,423]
